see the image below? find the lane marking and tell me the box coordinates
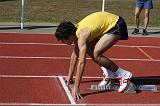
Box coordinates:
[0,56,71,59]
[0,103,85,105]
[0,75,102,79]
[0,75,59,78]
[1,75,160,79]
[0,42,160,48]
[136,47,154,60]
[58,76,76,105]
[114,45,160,49]
[0,103,159,106]
[129,36,160,38]
[0,32,160,38]
[0,56,159,61]
[0,42,66,46]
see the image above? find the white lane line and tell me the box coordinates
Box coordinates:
[0,56,160,61]
[129,36,160,38]
[0,42,67,46]
[0,42,160,48]
[114,45,160,49]
[58,76,76,105]
[0,75,59,78]
[0,56,71,59]
[0,75,102,79]
[2,75,160,80]
[136,47,154,60]
[1,103,159,106]
[0,103,85,105]
[0,103,159,106]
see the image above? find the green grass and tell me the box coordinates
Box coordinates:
[0,0,159,26]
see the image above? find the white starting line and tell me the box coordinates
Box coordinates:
[58,76,76,105]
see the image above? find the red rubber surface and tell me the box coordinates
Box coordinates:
[0,33,160,105]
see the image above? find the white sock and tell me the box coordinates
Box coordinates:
[115,67,129,77]
[101,67,118,78]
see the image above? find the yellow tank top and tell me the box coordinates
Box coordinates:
[76,12,119,42]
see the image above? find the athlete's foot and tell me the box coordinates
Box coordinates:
[99,67,118,87]
[118,71,132,92]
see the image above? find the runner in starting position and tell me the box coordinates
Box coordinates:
[55,11,132,100]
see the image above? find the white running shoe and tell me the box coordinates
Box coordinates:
[98,67,118,87]
[98,74,111,87]
[118,71,132,92]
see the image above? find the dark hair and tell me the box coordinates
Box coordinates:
[55,21,77,41]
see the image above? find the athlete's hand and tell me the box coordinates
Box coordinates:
[65,77,74,86]
[72,87,83,101]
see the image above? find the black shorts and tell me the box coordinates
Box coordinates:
[106,16,128,40]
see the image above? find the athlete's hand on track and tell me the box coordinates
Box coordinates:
[65,78,74,85]
[72,87,83,101]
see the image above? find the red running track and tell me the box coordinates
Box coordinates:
[0,33,160,105]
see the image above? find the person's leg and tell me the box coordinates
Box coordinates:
[89,16,132,92]
[93,34,132,92]
[86,41,118,79]
[91,16,128,73]
[132,0,144,34]
[135,7,142,29]
[142,9,150,35]
[93,34,120,72]
[144,9,150,29]
[86,35,119,88]
[142,0,153,35]
[132,7,142,34]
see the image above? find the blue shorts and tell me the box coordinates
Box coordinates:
[136,0,153,9]
[106,17,128,40]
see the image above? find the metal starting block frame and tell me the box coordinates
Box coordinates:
[124,81,160,93]
[87,80,160,93]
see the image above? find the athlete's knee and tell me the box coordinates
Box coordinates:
[93,52,101,62]
[94,56,101,62]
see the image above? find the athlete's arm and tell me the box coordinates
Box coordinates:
[72,28,91,100]
[66,42,79,85]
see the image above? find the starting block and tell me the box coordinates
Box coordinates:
[87,80,160,93]
[123,81,159,93]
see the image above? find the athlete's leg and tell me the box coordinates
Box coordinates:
[93,34,132,92]
[93,34,120,72]
[86,39,118,87]
[86,40,117,78]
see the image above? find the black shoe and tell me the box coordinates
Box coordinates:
[132,28,139,35]
[142,29,149,35]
